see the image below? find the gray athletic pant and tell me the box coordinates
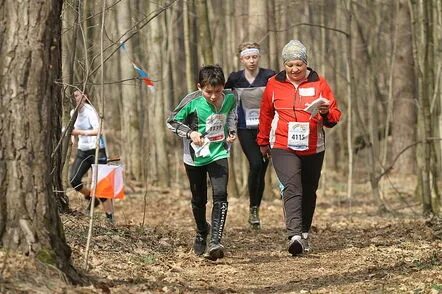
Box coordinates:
[271,148,325,238]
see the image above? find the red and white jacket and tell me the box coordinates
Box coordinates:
[257,69,341,156]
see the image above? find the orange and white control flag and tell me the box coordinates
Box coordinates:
[91,164,125,199]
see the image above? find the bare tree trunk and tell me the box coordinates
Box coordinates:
[423,0,440,214]
[267,0,279,72]
[391,0,418,174]
[163,6,178,186]
[0,0,80,282]
[329,0,344,171]
[249,0,269,67]
[117,2,142,181]
[111,7,124,157]
[61,0,81,201]
[224,0,235,74]
[234,1,247,55]
[147,1,170,185]
[436,2,442,209]
[344,0,354,213]
[196,0,213,65]
[411,0,440,215]
[183,0,196,92]
[352,2,385,210]
[436,0,442,169]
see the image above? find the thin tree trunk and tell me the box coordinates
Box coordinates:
[391,0,417,174]
[224,0,235,74]
[183,0,195,92]
[148,0,170,185]
[411,0,439,215]
[352,2,385,210]
[344,0,354,214]
[117,2,142,181]
[61,0,81,206]
[249,0,269,67]
[196,0,213,65]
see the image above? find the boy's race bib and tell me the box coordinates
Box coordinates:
[205,114,226,142]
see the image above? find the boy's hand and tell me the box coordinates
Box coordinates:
[226,132,236,143]
[190,131,205,146]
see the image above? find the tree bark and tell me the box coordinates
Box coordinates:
[147,0,170,185]
[411,0,440,215]
[60,0,82,212]
[196,0,213,65]
[248,0,269,67]
[391,0,418,174]
[183,0,196,92]
[117,1,143,181]
[0,0,80,282]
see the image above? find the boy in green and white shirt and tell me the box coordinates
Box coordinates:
[167,65,237,261]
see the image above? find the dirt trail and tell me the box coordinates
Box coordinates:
[2,184,442,293]
[61,184,441,293]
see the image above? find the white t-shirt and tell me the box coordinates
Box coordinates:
[71,104,104,151]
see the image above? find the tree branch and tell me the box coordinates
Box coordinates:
[88,0,178,79]
[376,137,442,181]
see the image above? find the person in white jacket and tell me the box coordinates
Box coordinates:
[69,90,114,223]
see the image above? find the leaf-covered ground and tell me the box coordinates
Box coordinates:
[1,175,442,293]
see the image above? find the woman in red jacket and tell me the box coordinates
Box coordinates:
[257,40,341,256]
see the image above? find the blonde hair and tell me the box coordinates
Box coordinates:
[238,42,260,56]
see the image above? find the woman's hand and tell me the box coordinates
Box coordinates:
[189,131,205,146]
[318,103,330,115]
[260,145,271,158]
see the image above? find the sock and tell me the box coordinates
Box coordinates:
[289,235,302,241]
[302,232,309,239]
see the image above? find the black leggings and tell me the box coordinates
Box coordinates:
[184,158,229,209]
[70,148,108,202]
[238,128,269,207]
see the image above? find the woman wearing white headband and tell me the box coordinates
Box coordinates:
[225,42,275,229]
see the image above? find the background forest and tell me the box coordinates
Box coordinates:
[60,0,441,215]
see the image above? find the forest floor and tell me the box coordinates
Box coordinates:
[1,174,442,293]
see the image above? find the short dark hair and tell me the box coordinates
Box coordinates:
[198,65,225,88]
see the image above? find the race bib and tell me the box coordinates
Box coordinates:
[288,122,309,151]
[205,114,226,142]
[237,87,265,129]
[245,108,260,128]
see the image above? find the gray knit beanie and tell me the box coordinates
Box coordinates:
[281,40,307,64]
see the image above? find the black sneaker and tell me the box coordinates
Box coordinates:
[288,235,305,256]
